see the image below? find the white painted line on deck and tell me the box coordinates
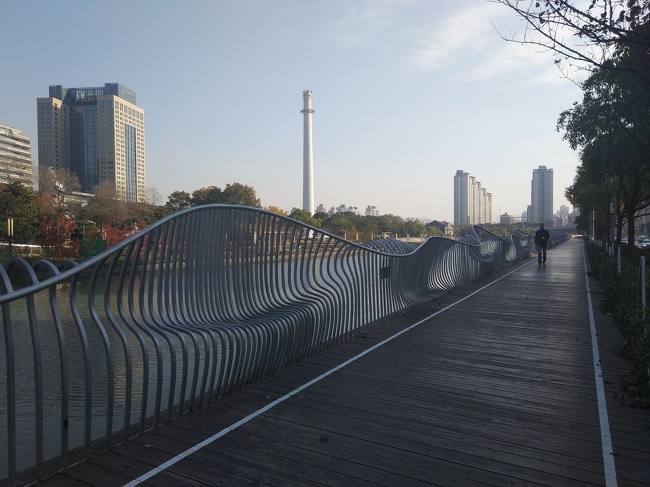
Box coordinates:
[123,252,598,486]
[582,245,618,486]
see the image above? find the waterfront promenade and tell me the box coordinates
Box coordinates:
[39,238,650,486]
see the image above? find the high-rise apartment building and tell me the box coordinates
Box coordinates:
[529,165,553,225]
[37,83,145,202]
[454,170,492,226]
[0,124,33,187]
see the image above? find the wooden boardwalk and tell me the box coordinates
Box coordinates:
[39,238,650,486]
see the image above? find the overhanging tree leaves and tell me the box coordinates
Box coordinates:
[492,0,650,81]
[559,61,650,244]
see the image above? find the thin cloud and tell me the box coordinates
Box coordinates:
[325,1,395,48]
[411,6,494,71]
[409,3,565,81]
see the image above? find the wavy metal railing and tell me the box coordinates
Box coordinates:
[0,206,570,484]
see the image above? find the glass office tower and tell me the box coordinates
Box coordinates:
[37,83,146,202]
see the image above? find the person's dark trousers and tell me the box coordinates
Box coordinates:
[536,244,547,264]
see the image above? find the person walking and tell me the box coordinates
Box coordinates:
[535,223,551,265]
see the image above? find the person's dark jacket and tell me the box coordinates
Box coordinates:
[535,228,551,247]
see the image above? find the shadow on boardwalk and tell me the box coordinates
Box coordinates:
[39,238,650,487]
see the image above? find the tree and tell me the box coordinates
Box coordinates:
[0,181,40,244]
[191,186,223,206]
[401,219,426,239]
[221,182,261,207]
[40,212,77,258]
[376,214,405,235]
[558,62,650,244]
[288,209,318,227]
[149,205,174,222]
[35,165,81,217]
[565,161,617,239]
[265,206,288,216]
[84,181,127,234]
[426,225,444,237]
[492,1,650,81]
[102,220,144,247]
[355,215,380,238]
[146,186,163,206]
[322,213,354,235]
[165,191,192,212]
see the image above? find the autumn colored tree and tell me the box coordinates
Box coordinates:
[102,220,145,247]
[40,212,78,258]
[265,205,288,216]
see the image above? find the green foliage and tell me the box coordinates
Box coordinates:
[312,211,329,227]
[191,186,222,206]
[426,226,444,237]
[0,181,40,243]
[322,213,354,234]
[166,191,192,211]
[559,58,650,243]
[222,182,261,207]
[288,209,318,227]
[587,241,650,407]
[185,182,261,208]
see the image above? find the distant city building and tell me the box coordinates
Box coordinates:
[553,213,568,227]
[453,170,492,226]
[317,203,380,217]
[530,165,553,225]
[427,220,454,237]
[37,83,146,202]
[521,210,528,223]
[554,207,576,228]
[500,212,516,224]
[365,205,379,217]
[0,123,33,187]
[567,212,576,226]
[331,204,360,215]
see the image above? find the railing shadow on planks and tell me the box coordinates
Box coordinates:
[0,205,572,485]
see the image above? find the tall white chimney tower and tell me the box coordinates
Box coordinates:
[301,90,314,214]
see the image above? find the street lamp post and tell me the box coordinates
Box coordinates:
[5,202,12,253]
[7,217,13,252]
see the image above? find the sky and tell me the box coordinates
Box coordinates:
[0,0,584,223]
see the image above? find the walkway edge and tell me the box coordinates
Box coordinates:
[582,242,618,487]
